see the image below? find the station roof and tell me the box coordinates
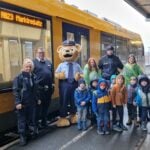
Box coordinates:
[124,0,150,20]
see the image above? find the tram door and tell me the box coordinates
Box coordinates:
[63,23,89,68]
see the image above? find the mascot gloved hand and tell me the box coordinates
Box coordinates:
[55,40,83,127]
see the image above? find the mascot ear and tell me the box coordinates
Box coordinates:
[57,46,63,53]
[76,44,82,53]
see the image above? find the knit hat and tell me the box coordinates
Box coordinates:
[138,75,149,85]
[130,76,137,81]
[78,78,86,86]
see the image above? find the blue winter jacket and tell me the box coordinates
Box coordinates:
[135,87,150,107]
[92,79,110,114]
[74,88,91,107]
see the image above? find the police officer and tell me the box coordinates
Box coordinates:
[98,45,123,81]
[33,47,53,128]
[13,58,38,146]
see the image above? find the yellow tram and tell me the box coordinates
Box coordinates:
[0,0,144,134]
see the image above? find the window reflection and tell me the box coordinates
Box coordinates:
[0,19,52,82]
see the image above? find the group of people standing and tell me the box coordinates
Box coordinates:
[75,45,150,135]
[13,44,150,146]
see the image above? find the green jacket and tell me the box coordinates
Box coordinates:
[122,63,143,85]
[83,64,101,85]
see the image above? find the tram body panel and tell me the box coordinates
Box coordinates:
[0,0,144,134]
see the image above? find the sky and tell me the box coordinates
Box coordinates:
[65,0,150,52]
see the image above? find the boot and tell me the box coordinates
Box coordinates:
[19,134,27,146]
[141,122,147,131]
[82,121,87,131]
[77,121,82,130]
[97,127,104,135]
[126,118,132,126]
[32,127,39,137]
[134,119,139,127]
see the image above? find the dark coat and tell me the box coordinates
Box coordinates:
[13,72,39,106]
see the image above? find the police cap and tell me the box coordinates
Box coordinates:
[106,45,114,51]
[62,40,76,46]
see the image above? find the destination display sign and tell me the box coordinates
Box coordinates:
[0,9,44,28]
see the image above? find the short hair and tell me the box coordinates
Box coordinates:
[22,58,34,71]
[36,47,45,53]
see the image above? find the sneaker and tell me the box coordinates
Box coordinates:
[141,124,147,131]
[126,120,132,126]
[105,131,110,135]
[112,125,122,132]
[134,120,139,127]
[121,125,128,131]
[97,130,104,135]
[19,134,27,146]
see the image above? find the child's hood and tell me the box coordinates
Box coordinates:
[97,78,108,91]
[110,75,117,83]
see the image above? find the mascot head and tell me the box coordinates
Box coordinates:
[57,40,81,62]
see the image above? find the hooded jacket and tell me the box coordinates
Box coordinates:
[74,87,91,107]
[92,79,110,113]
[135,75,150,107]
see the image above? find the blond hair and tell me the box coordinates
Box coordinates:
[22,58,34,72]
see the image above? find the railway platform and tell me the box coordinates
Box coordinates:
[2,108,150,150]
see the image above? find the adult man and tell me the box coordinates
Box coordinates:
[33,47,53,127]
[98,45,123,81]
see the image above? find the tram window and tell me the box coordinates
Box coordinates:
[81,35,88,67]
[116,38,128,64]
[101,33,115,56]
[0,19,52,83]
[23,41,33,59]
[67,32,75,41]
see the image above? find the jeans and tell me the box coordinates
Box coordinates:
[77,106,87,122]
[141,106,150,122]
[97,103,110,131]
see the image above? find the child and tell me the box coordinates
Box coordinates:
[110,75,117,89]
[89,78,98,124]
[92,79,111,135]
[136,75,150,131]
[111,75,128,131]
[126,76,139,127]
[13,58,39,146]
[109,75,117,126]
[74,79,90,130]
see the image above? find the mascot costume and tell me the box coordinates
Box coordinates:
[55,40,83,127]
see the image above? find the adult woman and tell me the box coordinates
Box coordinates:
[122,54,143,85]
[13,58,39,146]
[83,58,101,86]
